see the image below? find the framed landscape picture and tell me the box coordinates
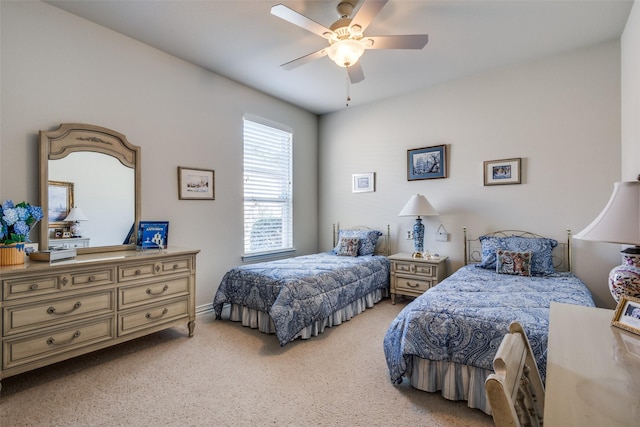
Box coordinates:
[484,158,522,186]
[178,167,215,200]
[407,145,448,181]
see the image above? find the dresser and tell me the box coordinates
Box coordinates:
[0,247,199,390]
[388,253,448,304]
[49,237,91,249]
[545,302,640,426]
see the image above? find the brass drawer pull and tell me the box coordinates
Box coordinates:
[406,281,420,288]
[47,301,82,315]
[30,283,39,290]
[47,330,81,346]
[146,284,169,296]
[135,269,142,275]
[173,264,179,270]
[145,308,169,320]
[88,275,96,282]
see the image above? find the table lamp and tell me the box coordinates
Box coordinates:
[64,206,88,237]
[573,180,640,302]
[399,194,438,258]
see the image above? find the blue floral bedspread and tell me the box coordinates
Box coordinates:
[213,252,390,346]
[383,264,594,384]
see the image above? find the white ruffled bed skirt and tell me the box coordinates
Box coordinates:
[408,357,493,415]
[228,288,388,342]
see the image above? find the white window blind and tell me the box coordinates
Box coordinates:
[243,117,293,256]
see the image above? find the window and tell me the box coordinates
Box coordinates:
[243,116,293,257]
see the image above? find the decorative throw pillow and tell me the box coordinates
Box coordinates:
[333,229,382,256]
[336,237,359,257]
[496,250,532,276]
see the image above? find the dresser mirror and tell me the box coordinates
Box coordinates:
[38,123,141,253]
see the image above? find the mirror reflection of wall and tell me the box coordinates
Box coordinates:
[49,152,135,247]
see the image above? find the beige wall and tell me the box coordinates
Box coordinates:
[622,1,640,180]
[319,41,622,308]
[0,2,319,310]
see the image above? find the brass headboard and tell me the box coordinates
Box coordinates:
[463,227,573,272]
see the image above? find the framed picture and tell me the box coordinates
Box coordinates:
[352,173,375,193]
[407,145,447,181]
[484,158,522,186]
[178,167,215,200]
[48,181,74,227]
[136,221,169,249]
[612,295,640,336]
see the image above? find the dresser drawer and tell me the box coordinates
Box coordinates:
[159,257,191,275]
[118,262,160,282]
[118,277,189,309]
[3,267,115,301]
[3,290,115,336]
[118,298,189,336]
[394,274,433,293]
[393,261,436,277]
[3,316,115,370]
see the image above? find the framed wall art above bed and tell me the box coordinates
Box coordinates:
[407,145,448,181]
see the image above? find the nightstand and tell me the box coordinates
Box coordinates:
[388,253,448,304]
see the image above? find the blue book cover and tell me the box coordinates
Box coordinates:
[137,221,169,249]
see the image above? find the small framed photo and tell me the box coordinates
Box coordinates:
[136,221,169,249]
[484,158,522,186]
[407,145,447,181]
[178,167,215,200]
[62,231,72,238]
[612,295,640,336]
[352,173,375,193]
[48,180,74,227]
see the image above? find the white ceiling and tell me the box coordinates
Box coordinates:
[46,0,634,115]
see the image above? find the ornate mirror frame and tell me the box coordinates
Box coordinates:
[39,123,141,253]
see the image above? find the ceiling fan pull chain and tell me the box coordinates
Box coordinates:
[346,70,351,107]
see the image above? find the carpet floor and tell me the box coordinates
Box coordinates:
[0,298,493,426]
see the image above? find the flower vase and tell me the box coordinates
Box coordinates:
[0,242,26,266]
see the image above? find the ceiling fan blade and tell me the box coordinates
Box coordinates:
[347,62,365,84]
[280,48,328,71]
[271,4,334,40]
[365,34,429,50]
[350,0,388,33]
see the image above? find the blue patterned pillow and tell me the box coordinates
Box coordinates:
[336,237,359,257]
[333,229,382,256]
[477,235,557,275]
[477,236,503,270]
[503,236,557,275]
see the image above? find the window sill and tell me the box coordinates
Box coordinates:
[242,249,296,263]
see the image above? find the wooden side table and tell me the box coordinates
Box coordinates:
[388,253,448,304]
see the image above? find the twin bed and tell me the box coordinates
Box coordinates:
[383,229,595,414]
[213,225,391,346]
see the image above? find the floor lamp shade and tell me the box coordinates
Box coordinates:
[399,194,438,258]
[573,181,640,301]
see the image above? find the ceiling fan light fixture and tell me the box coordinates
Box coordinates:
[327,38,366,67]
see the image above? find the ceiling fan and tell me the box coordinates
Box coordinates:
[271,0,429,84]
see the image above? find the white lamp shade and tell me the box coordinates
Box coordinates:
[398,194,438,217]
[64,207,88,222]
[327,39,366,68]
[573,181,640,245]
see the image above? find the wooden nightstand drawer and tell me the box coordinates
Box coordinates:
[159,257,192,275]
[394,275,432,293]
[393,261,436,277]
